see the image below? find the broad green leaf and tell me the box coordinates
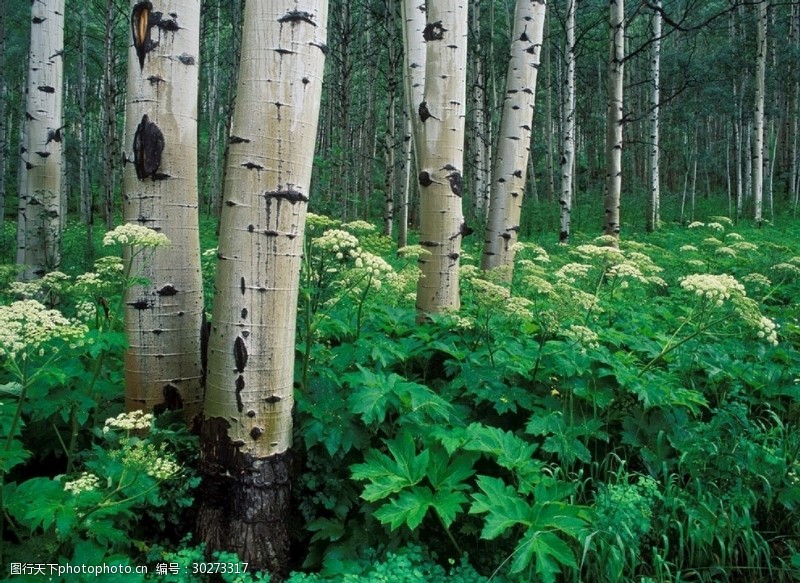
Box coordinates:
[374,486,434,530]
[470,475,531,539]
[352,431,429,501]
[511,530,577,579]
[307,517,346,542]
[430,489,469,528]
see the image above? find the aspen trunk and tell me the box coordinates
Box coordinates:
[646,0,661,232]
[415,0,468,313]
[401,0,426,174]
[753,0,767,226]
[384,0,398,236]
[604,0,624,242]
[78,5,93,262]
[482,0,547,275]
[121,0,204,418]
[197,2,328,576]
[559,0,576,243]
[17,0,65,280]
[103,0,119,231]
[470,0,489,217]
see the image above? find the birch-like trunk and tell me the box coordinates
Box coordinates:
[470,0,489,216]
[103,0,119,230]
[559,0,576,243]
[121,0,204,418]
[17,0,65,280]
[482,0,547,275]
[197,2,328,575]
[415,0,468,312]
[753,0,767,226]
[646,0,661,232]
[604,0,624,242]
[401,0,426,174]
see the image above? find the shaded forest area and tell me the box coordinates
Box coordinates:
[2,0,799,239]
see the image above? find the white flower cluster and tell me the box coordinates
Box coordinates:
[715,246,737,257]
[730,241,758,252]
[757,316,779,346]
[679,273,745,306]
[725,232,744,242]
[397,245,432,260]
[702,237,723,247]
[103,224,170,248]
[573,244,623,263]
[64,472,100,495]
[113,441,180,480]
[564,324,600,349]
[680,245,699,253]
[306,213,340,232]
[0,300,88,359]
[522,274,556,297]
[688,221,704,229]
[772,263,800,279]
[8,271,71,299]
[341,220,376,233]
[312,229,359,254]
[555,262,592,283]
[350,250,394,290]
[103,410,154,433]
[607,262,648,288]
[471,278,511,304]
[742,273,772,288]
[710,216,734,227]
[706,222,725,232]
[75,300,97,322]
[505,296,535,320]
[147,456,181,480]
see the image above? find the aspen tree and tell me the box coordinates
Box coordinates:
[0,1,5,224]
[197,2,328,575]
[604,0,624,242]
[17,0,65,280]
[753,0,767,226]
[415,0,468,313]
[646,0,661,232]
[560,0,576,243]
[120,0,204,417]
[482,0,547,276]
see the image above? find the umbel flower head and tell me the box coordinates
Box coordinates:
[0,300,88,360]
[103,224,170,248]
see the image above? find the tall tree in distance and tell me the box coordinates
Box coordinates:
[604,0,624,243]
[647,0,662,232]
[17,0,65,280]
[559,0,576,243]
[121,0,204,417]
[753,0,767,226]
[197,1,329,576]
[415,0,468,313]
[482,0,547,276]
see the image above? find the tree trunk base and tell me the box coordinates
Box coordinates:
[196,417,291,581]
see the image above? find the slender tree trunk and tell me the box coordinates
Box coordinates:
[17,0,65,280]
[78,4,93,262]
[604,0,624,242]
[207,0,223,218]
[121,0,204,417]
[103,0,119,230]
[384,0,398,236]
[646,0,661,232]
[482,0,547,275]
[559,0,576,243]
[401,0,426,178]
[415,0,468,313]
[197,2,328,576]
[399,116,412,248]
[470,0,489,217]
[753,0,767,226]
[544,35,555,204]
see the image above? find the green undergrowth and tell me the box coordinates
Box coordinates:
[0,215,799,582]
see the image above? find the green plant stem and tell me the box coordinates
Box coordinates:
[434,511,463,556]
[639,312,729,376]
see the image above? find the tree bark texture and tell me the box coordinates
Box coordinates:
[17,0,65,280]
[198,1,328,576]
[559,0,576,243]
[121,0,204,418]
[646,0,661,232]
[753,0,767,225]
[604,0,624,241]
[0,0,6,224]
[401,0,426,177]
[415,0,468,313]
[482,0,547,275]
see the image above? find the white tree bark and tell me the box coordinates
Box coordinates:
[121,0,204,418]
[401,0,427,175]
[482,0,547,275]
[559,0,576,243]
[415,0,468,312]
[198,2,328,573]
[647,0,661,232]
[17,0,65,280]
[604,0,624,242]
[753,0,767,225]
